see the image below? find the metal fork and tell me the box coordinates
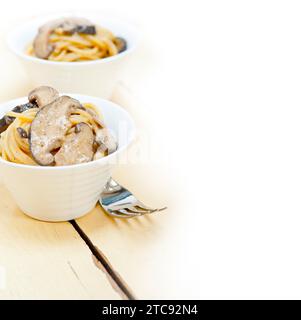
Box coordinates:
[99,178,167,218]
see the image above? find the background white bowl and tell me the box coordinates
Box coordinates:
[0,94,135,221]
[7,13,139,99]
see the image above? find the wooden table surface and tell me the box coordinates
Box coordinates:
[0,172,173,299]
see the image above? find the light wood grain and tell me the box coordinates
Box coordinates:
[76,164,179,299]
[0,163,176,299]
[0,183,120,299]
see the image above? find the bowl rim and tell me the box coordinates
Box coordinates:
[0,94,136,170]
[6,13,139,67]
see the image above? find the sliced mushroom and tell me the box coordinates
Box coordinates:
[0,102,36,134]
[114,37,127,53]
[0,116,14,134]
[57,17,95,34]
[17,127,28,139]
[73,25,96,35]
[33,17,96,59]
[95,128,117,155]
[13,102,36,113]
[30,96,81,165]
[28,86,59,108]
[55,122,94,166]
[0,87,54,134]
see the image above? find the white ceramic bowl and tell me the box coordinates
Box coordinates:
[0,94,135,222]
[7,13,138,98]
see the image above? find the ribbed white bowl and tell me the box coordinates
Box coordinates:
[0,95,135,221]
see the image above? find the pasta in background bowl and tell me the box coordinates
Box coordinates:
[28,17,127,62]
[7,13,139,98]
[0,91,135,221]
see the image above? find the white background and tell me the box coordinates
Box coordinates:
[1,0,301,299]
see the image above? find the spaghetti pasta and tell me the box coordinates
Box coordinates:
[28,18,127,62]
[0,98,111,166]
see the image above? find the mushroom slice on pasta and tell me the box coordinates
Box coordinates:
[29,96,80,165]
[95,128,117,155]
[28,86,59,108]
[55,122,94,166]
[33,17,96,59]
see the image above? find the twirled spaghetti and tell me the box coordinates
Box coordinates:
[0,102,104,165]
[27,17,127,62]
